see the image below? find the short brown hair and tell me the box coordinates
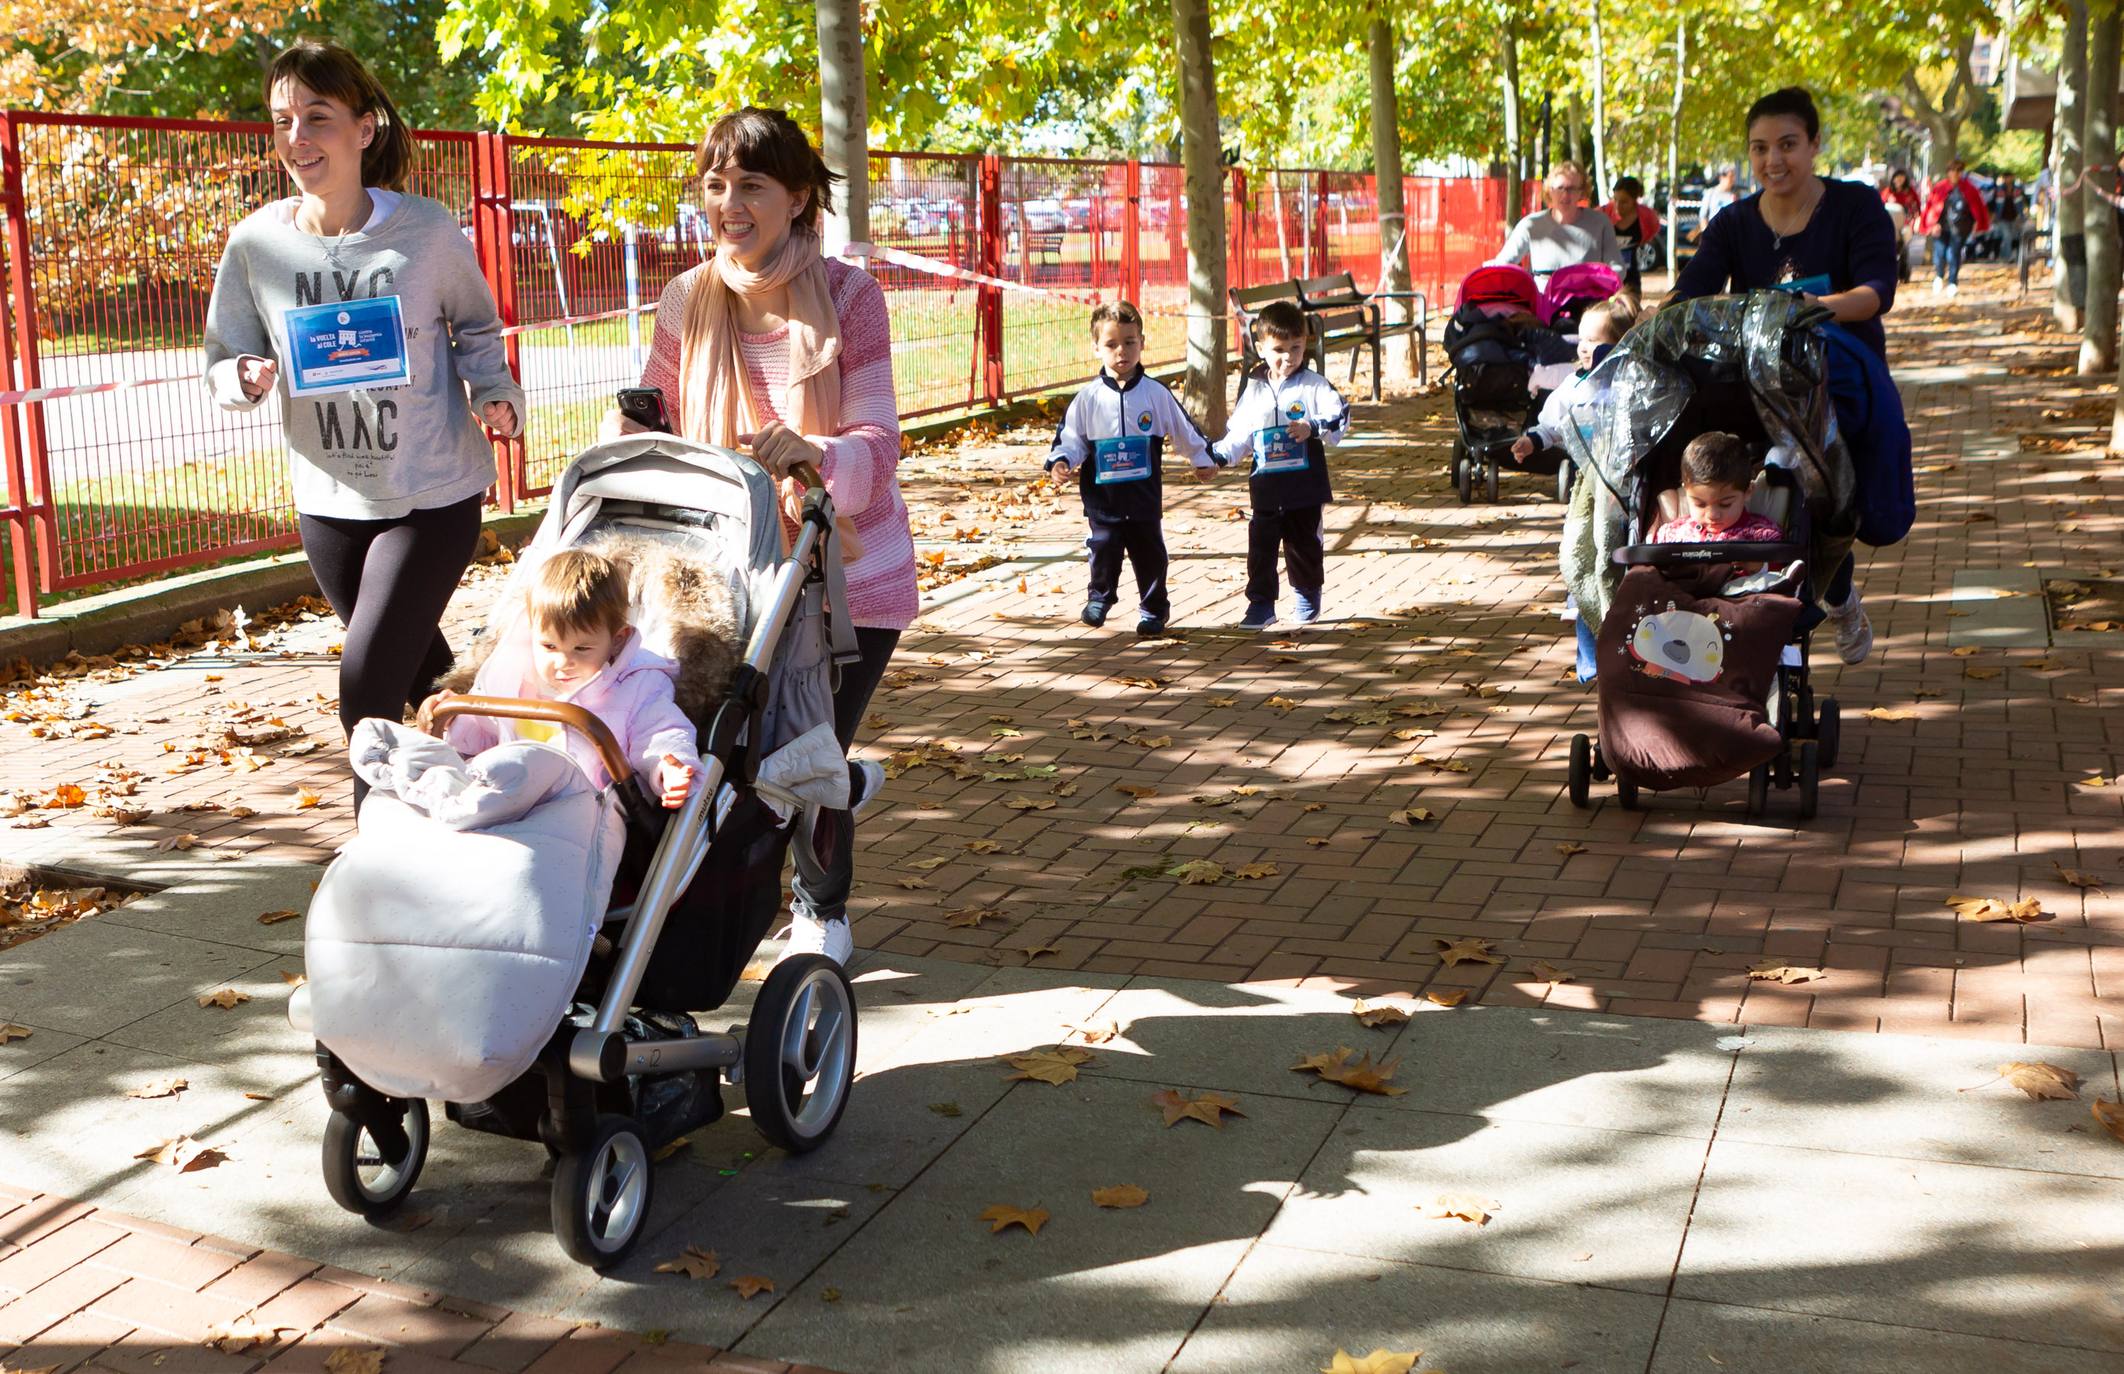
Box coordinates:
[1090,300,1144,336]
[1680,431,1758,491]
[1251,300,1310,343]
[264,41,413,191]
[694,107,840,232]
[525,550,630,640]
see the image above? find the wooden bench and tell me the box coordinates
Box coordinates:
[1026,231,1065,267]
[1296,271,1429,399]
[1226,279,1305,373]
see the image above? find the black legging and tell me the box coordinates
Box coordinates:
[298,494,483,757]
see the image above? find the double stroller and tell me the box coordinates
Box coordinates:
[1541,262,1623,337]
[1442,264,1574,503]
[292,435,864,1268]
[1560,292,1853,820]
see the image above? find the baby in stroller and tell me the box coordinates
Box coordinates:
[1443,263,1574,503]
[1512,291,1640,504]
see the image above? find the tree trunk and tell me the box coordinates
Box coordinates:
[1589,2,1610,202]
[2086,4,2122,375]
[1501,18,1523,225]
[1666,16,1685,287]
[2057,0,2090,330]
[815,0,869,253]
[1171,0,1229,432]
[1369,11,1416,379]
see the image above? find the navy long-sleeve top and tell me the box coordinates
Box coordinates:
[1672,176,1899,360]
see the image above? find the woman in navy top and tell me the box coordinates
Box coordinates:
[1673,87,1900,361]
[1670,85,1889,664]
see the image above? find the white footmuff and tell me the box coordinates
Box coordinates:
[307,725,624,1104]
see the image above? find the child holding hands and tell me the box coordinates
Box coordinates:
[1045,301,1223,636]
[1511,293,1638,466]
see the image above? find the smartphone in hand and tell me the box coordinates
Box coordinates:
[617,386,672,433]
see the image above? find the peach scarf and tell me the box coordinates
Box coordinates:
[676,229,842,451]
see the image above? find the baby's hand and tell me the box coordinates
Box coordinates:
[1510,435,1536,460]
[237,355,278,400]
[659,754,697,809]
[415,689,458,736]
[1287,419,1313,443]
[482,400,518,434]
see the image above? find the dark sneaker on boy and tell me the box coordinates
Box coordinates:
[1238,601,1276,629]
[1136,614,1167,636]
[1081,602,1108,628]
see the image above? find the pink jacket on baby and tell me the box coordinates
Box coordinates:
[445,630,702,795]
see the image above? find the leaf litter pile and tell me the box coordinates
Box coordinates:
[0,876,139,952]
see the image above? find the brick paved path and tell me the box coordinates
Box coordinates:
[0,1184,832,1372]
[1,263,2119,1048]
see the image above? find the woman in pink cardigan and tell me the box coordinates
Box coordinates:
[616,106,917,968]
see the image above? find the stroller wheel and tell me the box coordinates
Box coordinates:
[1485,458,1500,503]
[1816,697,1841,771]
[1568,734,1592,809]
[1797,740,1821,821]
[322,1099,428,1220]
[1557,460,1574,505]
[1455,449,1473,505]
[1747,764,1770,817]
[1615,773,1639,810]
[551,1114,654,1270]
[745,954,858,1154]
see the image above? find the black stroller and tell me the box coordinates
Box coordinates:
[1443,264,1575,503]
[1560,292,1851,820]
[295,435,863,1268]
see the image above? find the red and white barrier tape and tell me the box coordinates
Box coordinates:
[841,241,1225,321]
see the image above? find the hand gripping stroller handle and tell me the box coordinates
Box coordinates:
[429,694,644,798]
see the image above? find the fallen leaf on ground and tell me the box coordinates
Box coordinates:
[1388,808,1437,825]
[964,838,1002,854]
[280,971,307,987]
[1125,733,1173,749]
[894,877,929,890]
[1002,1047,1093,1086]
[979,1204,1049,1235]
[2053,862,2106,891]
[1746,961,1826,984]
[1425,989,1469,1008]
[1555,842,1587,857]
[1114,783,1159,799]
[134,1136,227,1172]
[257,909,301,925]
[125,1076,187,1099]
[2000,1062,2080,1100]
[292,787,322,810]
[944,905,1007,929]
[2080,775,2113,789]
[1945,895,2049,924]
[1168,859,1225,885]
[196,988,250,1009]
[654,1246,720,1279]
[1292,1047,1408,1096]
[1424,1192,1497,1225]
[1264,696,1300,711]
[1435,937,1503,967]
[1091,1184,1149,1209]
[1864,708,1918,721]
[1003,795,1057,812]
[1234,862,1279,880]
[729,1275,775,1299]
[203,1320,298,1353]
[0,1023,31,1044]
[1351,1000,1410,1028]
[1069,1020,1123,1045]
[1153,1088,1246,1128]
[2094,1098,2124,1144]
[1964,666,2001,680]
[907,855,953,871]
[1319,1350,1421,1374]
[1529,961,1578,985]
[928,1101,962,1118]
[154,833,203,851]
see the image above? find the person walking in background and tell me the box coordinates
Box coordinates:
[1989,171,2027,266]
[1600,176,1662,294]
[1494,160,1623,279]
[1693,166,1741,241]
[203,39,524,809]
[1918,158,1990,297]
[1880,168,1920,282]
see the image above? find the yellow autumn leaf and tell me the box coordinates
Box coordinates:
[1999,1062,2080,1100]
[1090,1184,1149,1209]
[979,1204,1049,1235]
[1320,1350,1421,1374]
[654,1245,720,1279]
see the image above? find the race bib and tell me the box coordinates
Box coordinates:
[1252,425,1309,474]
[283,295,411,396]
[1769,274,1832,297]
[1092,435,1153,484]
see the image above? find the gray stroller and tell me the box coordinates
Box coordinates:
[294,434,863,1269]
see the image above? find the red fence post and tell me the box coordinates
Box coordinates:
[1228,166,1249,360]
[977,152,1005,406]
[475,132,524,512]
[1122,159,1142,308]
[0,114,51,615]
[0,227,33,620]
[1312,170,1329,278]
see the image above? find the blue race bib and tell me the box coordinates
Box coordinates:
[1252,425,1308,474]
[1769,274,1832,297]
[283,296,411,396]
[1092,435,1153,484]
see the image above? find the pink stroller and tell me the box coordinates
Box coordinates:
[1540,262,1624,335]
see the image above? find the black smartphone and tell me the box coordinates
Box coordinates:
[617,386,672,433]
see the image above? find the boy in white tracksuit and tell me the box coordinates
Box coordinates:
[1213,301,1347,628]
[1046,300,1222,635]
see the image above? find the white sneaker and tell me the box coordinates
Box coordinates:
[1929,277,1942,296]
[1945,282,1960,298]
[1826,591,1873,665]
[779,911,854,966]
[849,757,885,822]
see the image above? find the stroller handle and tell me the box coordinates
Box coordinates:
[430,695,635,790]
[1614,540,1804,568]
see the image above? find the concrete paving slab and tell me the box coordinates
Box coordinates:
[0,1020,86,1082]
[0,918,280,1038]
[99,954,310,1064]
[1261,1106,1703,1295]
[1649,1297,2124,1373]
[1372,1005,1735,1138]
[1675,1139,2124,1352]
[99,864,324,959]
[1721,1028,2124,1177]
[1171,1242,1666,1374]
[1946,568,2049,648]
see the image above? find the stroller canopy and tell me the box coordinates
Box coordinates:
[1540,263,1623,325]
[1455,264,1542,317]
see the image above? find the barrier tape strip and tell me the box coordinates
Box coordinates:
[842,241,1228,322]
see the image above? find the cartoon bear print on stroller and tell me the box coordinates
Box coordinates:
[1442,264,1575,504]
[292,434,864,1268]
[1559,291,1853,820]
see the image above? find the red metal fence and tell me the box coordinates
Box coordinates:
[0,112,1517,618]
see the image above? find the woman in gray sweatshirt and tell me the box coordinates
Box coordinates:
[204,40,524,801]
